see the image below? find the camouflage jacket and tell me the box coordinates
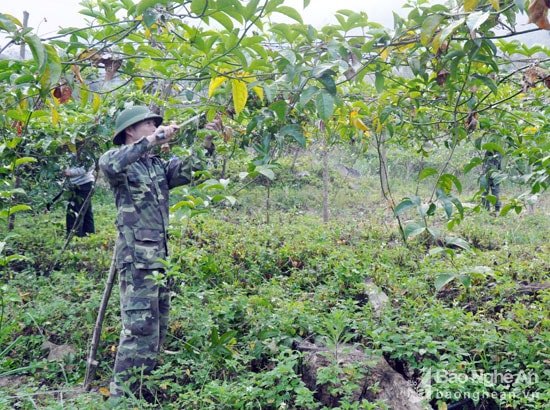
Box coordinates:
[99,137,208,269]
[482,150,502,173]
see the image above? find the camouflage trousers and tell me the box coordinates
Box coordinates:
[110,264,170,398]
[482,177,501,212]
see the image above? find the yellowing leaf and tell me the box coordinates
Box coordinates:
[51,104,59,126]
[431,32,442,55]
[99,387,110,397]
[396,42,414,52]
[380,48,389,62]
[237,72,264,102]
[354,118,369,131]
[209,76,228,98]
[523,126,539,134]
[464,0,479,12]
[92,93,101,113]
[252,85,264,102]
[231,79,248,115]
[375,118,383,134]
[350,111,369,132]
[134,77,144,89]
[80,87,88,110]
[489,0,500,11]
[71,65,84,84]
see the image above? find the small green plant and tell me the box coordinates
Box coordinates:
[0,284,22,350]
[427,241,493,292]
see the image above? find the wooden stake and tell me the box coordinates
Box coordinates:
[83,250,117,391]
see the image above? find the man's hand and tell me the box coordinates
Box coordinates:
[147,123,180,146]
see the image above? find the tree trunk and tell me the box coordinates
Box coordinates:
[376,135,390,202]
[322,147,329,222]
[8,12,29,231]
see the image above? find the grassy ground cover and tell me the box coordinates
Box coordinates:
[1,151,549,409]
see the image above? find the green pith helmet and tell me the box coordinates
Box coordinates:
[113,106,163,145]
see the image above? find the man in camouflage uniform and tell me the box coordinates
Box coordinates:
[62,142,96,237]
[481,149,502,213]
[99,105,219,399]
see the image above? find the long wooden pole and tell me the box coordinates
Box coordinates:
[83,250,117,391]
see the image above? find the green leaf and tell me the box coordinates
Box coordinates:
[14,157,37,167]
[213,195,236,205]
[243,0,261,19]
[142,8,159,28]
[420,14,442,46]
[210,327,219,344]
[198,179,228,191]
[428,247,455,258]
[219,330,238,344]
[465,265,493,277]
[0,13,20,32]
[464,157,482,174]
[472,73,498,94]
[39,45,62,98]
[299,86,319,107]
[138,44,165,58]
[374,71,384,93]
[137,0,171,15]
[280,124,306,148]
[269,100,288,121]
[466,11,490,32]
[5,205,31,217]
[257,166,275,180]
[265,0,285,13]
[444,236,471,251]
[6,110,29,122]
[439,19,465,45]
[14,74,35,85]
[440,197,453,218]
[481,142,504,154]
[458,274,471,289]
[314,91,335,120]
[274,6,303,23]
[404,222,426,239]
[449,196,464,219]
[394,196,421,216]
[191,0,208,15]
[435,272,456,291]
[317,70,336,95]
[418,167,438,181]
[438,173,462,194]
[25,33,47,70]
[211,12,234,32]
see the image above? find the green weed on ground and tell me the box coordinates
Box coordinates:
[1,160,548,409]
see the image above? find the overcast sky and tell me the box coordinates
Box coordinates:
[1,0,546,48]
[1,0,409,38]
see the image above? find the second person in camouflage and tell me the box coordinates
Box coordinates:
[99,105,220,400]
